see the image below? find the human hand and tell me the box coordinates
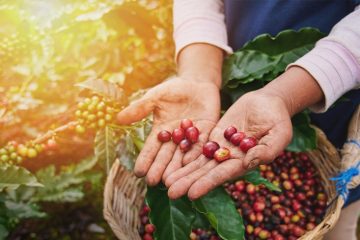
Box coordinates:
[116,77,221,186]
[165,89,293,200]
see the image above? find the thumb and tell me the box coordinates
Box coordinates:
[117,96,156,125]
[243,122,292,169]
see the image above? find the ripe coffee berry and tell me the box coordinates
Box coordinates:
[157,130,171,143]
[180,119,193,130]
[203,141,220,159]
[224,126,237,140]
[172,128,185,144]
[185,126,199,143]
[214,147,231,162]
[179,139,192,153]
[230,132,246,146]
[145,224,155,234]
[239,137,257,153]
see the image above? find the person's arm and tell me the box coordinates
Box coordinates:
[287,7,360,112]
[173,0,232,61]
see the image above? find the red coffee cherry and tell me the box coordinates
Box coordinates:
[239,137,257,153]
[179,139,192,153]
[180,118,193,130]
[224,126,237,141]
[230,132,246,146]
[157,130,171,143]
[172,128,185,144]
[185,126,200,143]
[202,141,220,159]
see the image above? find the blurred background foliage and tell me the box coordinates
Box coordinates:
[0,0,174,170]
[0,0,174,239]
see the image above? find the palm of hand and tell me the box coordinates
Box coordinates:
[117,77,220,186]
[166,91,293,200]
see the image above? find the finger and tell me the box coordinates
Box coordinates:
[165,155,209,188]
[133,129,161,177]
[162,148,183,183]
[117,97,156,125]
[243,121,292,170]
[182,126,210,165]
[146,142,177,186]
[188,158,246,200]
[168,159,218,200]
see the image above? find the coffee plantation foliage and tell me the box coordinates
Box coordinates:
[0,0,174,238]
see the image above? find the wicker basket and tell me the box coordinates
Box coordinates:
[104,107,360,240]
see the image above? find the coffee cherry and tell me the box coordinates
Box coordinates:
[145,224,155,234]
[27,148,38,158]
[172,128,185,144]
[246,183,256,195]
[75,125,86,134]
[143,233,153,240]
[235,180,245,192]
[239,137,257,153]
[214,147,231,162]
[157,130,172,143]
[180,119,193,130]
[258,229,270,239]
[185,127,199,143]
[17,145,28,157]
[179,139,192,153]
[46,139,58,150]
[230,132,246,146]
[253,201,266,212]
[282,180,293,190]
[202,141,219,159]
[224,126,237,140]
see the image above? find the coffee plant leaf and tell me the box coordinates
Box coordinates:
[287,112,317,152]
[0,225,8,240]
[241,169,281,192]
[193,187,245,240]
[242,28,325,74]
[94,126,118,173]
[222,50,281,87]
[75,78,126,103]
[146,184,195,240]
[0,166,43,192]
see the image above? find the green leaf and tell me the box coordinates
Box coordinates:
[117,138,136,171]
[222,50,281,87]
[192,211,211,229]
[75,78,126,103]
[242,28,325,74]
[146,184,195,240]
[287,112,317,152]
[193,187,244,240]
[0,166,43,192]
[0,224,9,240]
[4,200,46,219]
[240,170,281,192]
[94,126,118,173]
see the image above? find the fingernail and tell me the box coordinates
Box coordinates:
[247,158,260,169]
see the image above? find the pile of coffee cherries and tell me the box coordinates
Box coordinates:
[75,95,118,134]
[139,151,327,240]
[157,119,200,153]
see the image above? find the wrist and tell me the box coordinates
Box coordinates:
[261,66,324,116]
[177,43,224,89]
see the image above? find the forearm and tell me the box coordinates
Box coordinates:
[261,66,324,116]
[177,43,224,88]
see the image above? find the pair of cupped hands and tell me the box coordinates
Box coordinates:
[116,75,293,200]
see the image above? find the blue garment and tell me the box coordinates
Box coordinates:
[224,0,360,207]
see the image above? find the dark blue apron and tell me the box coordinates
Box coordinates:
[224,0,360,207]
